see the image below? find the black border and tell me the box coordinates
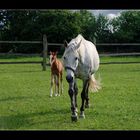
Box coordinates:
[0,0,140,9]
[0,130,140,139]
[0,0,140,139]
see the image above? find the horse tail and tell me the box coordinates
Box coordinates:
[89,74,101,93]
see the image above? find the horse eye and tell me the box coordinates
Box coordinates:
[63,56,66,60]
[75,57,78,60]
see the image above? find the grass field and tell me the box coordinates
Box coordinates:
[0,55,140,63]
[0,56,140,130]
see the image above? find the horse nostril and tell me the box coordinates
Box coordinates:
[66,75,73,83]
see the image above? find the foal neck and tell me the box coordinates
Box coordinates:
[51,55,58,66]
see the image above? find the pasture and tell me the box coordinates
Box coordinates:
[0,56,140,130]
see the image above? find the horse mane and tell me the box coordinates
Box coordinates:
[68,34,84,45]
[67,34,84,50]
[75,34,84,43]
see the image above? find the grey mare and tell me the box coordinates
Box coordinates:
[62,34,101,121]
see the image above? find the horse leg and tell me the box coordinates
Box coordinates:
[80,80,89,118]
[68,82,78,121]
[85,80,90,108]
[74,80,78,113]
[50,74,54,97]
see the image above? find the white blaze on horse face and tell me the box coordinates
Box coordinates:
[66,69,75,81]
[63,39,82,82]
[63,48,79,78]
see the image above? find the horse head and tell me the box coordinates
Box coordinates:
[63,39,82,83]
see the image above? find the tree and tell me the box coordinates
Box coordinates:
[95,14,113,43]
[74,10,96,42]
[0,10,41,53]
[111,10,140,43]
[1,10,139,53]
[36,10,82,43]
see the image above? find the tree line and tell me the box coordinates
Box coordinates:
[0,9,140,53]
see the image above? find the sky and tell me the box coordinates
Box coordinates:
[88,10,126,19]
[72,9,130,19]
[89,9,140,19]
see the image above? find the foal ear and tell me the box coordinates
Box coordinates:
[64,40,68,48]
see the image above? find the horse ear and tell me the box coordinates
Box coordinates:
[64,40,68,48]
[50,51,52,55]
[75,39,82,50]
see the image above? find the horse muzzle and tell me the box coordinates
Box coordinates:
[65,66,75,73]
[65,66,75,83]
[66,75,74,83]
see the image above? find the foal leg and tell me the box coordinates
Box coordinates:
[80,80,89,118]
[50,74,54,97]
[60,73,63,95]
[54,75,58,96]
[57,75,60,96]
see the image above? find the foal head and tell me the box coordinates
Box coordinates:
[49,51,58,65]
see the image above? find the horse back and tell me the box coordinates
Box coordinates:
[79,39,99,74]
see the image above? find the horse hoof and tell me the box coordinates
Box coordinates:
[71,116,78,122]
[85,104,90,108]
[75,108,78,113]
[50,95,52,97]
[79,111,85,119]
[79,114,85,119]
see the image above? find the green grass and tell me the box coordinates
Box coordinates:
[100,56,140,63]
[0,56,140,130]
[0,55,140,63]
[0,55,42,62]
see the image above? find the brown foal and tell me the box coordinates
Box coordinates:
[49,51,64,97]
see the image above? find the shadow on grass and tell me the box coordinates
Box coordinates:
[0,96,34,102]
[0,108,69,130]
[129,69,140,72]
[0,69,42,74]
[0,55,41,59]
[0,63,50,74]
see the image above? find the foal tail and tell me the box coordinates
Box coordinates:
[89,74,101,93]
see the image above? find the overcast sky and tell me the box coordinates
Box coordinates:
[88,10,126,19]
[88,10,140,19]
[72,9,131,19]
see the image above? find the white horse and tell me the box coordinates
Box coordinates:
[62,34,101,121]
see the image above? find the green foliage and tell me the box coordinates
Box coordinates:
[111,10,140,43]
[0,10,140,53]
[74,10,96,41]
[95,14,112,43]
[0,10,95,49]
